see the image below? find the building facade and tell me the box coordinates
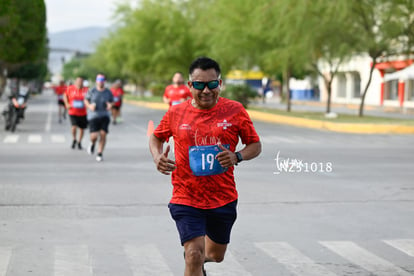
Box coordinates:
[318,54,414,110]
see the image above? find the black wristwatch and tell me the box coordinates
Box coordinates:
[235,152,243,165]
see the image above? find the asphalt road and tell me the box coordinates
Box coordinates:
[0,90,413,276]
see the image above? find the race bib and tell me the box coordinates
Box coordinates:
[172,101,181,106]
[17,97,25,105]
[189,144,230,176]
[72,100,84,108]
[113,97,120,103]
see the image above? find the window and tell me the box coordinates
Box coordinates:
[384,80,399,100]
[352,73,361,98]
[406,80,414,101]
[336,73,346,98]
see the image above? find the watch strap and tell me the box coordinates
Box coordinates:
[235,152,243,164]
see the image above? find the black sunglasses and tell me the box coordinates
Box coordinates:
[191,80,220,90]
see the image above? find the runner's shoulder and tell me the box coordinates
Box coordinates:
[219,97,244,110]
[169,99,191,112]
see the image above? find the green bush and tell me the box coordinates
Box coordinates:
[220,84,258,108]
[149,82,166,97]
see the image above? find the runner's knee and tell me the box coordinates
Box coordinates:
[207,252,224,263]
[185,248,204,266]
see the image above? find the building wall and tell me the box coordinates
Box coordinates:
[318,54,387,106]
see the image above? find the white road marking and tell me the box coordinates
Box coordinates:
[28,135,42,144]
[204,249,252,276]
[124,244,174,276]
[255,241,338,276]
[45,101,53,132]
[383,239,414,258]
[51,135,66,143]
[3,135,19,143]
[0,247,12,276]
[320,241,412,276]
[54,245,93,276]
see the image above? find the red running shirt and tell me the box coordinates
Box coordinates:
[163,84,192,106]
[65,85,88,116]
[110,87,124,107]
[54,85,67,101]
[153,97,260,209]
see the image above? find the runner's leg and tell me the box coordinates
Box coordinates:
[205,235,227,263]
[97,130,106,154]
[71,126,77,142]
[90,132,99,145]
[184,236,205,276]
[58,104,62,122]
[78,128,84,144]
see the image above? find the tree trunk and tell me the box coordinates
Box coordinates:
[284,68,291,112]
[0,68,6,98]
[359,58,376,117]
[325,78,332,114]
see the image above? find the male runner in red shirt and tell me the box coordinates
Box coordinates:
[54,80,67,123]
[63,77,88,150]
[110,80,124,124]
[163,72,192,106]
[150,57,261,276]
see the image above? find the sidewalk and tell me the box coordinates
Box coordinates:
[253,97,414,119]
[125,99,414,134]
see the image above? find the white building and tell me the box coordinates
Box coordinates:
[318,54,414,110]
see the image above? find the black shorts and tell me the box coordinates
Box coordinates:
[58,100,65,106]
[112,105,121,111]
[69,115,88,129]
[169,200,237,245]
[88,116,110,133]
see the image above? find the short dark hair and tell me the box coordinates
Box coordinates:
[189,57,221,78]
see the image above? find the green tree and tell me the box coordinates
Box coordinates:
[90,0,196,87]
[0,0,47,95]
[62,55,95,81]
[349,0,414,116]
[264,0,353,114]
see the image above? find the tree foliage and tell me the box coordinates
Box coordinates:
[82,0,414,115]
[89,0,196,86]
[0,0,47,69]
[0,0,47,96]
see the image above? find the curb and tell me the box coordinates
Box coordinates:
[125,100,414,134]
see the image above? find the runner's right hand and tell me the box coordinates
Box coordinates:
[154,145,176,175]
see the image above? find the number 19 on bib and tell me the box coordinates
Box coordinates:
[189,144,230,176]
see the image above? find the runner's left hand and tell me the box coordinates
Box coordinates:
[216,143,237,168]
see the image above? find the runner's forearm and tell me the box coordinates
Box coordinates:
[238,141,261,161]
[63,94,70,108]
[149,134,165,161]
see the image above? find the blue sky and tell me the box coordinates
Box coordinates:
[45,0,122,33]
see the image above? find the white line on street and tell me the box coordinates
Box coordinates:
[0,247,12,276]
[255,242,338,276]
[45,101,53,132]
[320,241,412,276]
[3,135,19,143]
[51,135,66,143]
[205,249,252,276]
[124,244,174,276]
[54,245,93,276]
[383,239,414,258]
[28,134,42,144]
